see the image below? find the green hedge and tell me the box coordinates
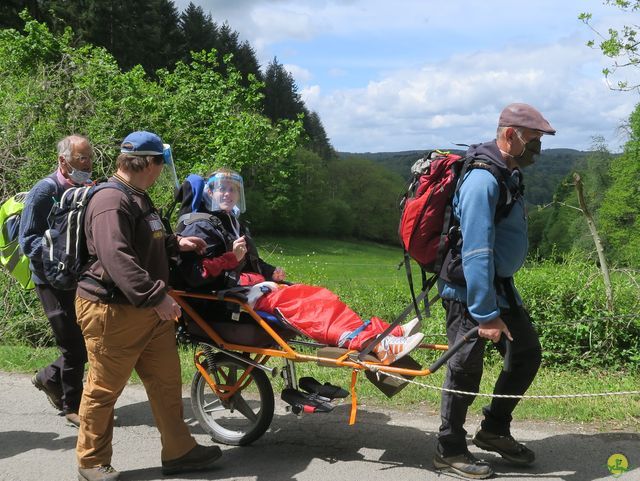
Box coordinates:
[0,271,50,347]
[1,241,637,370]
[517,256,639,369]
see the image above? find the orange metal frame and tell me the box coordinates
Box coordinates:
[170,289,449,382]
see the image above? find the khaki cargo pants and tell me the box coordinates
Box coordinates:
[75,297,196,468]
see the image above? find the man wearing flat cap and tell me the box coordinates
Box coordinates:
[433,103,555,478]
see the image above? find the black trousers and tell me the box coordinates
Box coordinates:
[437,299,542,457]
[35,284,87,413]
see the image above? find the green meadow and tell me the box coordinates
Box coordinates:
[1,236,638,428]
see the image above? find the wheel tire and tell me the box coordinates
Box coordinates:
[191,351,274,446]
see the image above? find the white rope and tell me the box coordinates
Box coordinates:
[358,361,640,399]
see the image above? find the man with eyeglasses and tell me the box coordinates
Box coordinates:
[19,134,94,427]
[433,103,555,478]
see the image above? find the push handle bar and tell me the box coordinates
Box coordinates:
[428,326,513,374]
[428,326,478,373]
[502,333,513,373]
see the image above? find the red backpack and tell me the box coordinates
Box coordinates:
[398,150,511,316]
[399,151,468,272]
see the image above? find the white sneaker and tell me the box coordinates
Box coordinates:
[374,332,424,365]
[401,317,421,336]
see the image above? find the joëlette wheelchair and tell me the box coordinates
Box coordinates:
[169,285,502,446]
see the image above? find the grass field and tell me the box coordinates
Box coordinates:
[1,236,638,429]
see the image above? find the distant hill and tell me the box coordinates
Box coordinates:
[338,148,591,206]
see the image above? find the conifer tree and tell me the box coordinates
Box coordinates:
[303,109,335,160]
[263,57,304,122]
[179,2,217,62]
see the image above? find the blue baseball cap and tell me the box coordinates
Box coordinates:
[120,131,164,155]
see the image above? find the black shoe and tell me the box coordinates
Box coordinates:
[31,373,63,411]
[472,428,535,466]
[281,388,334,414]
[299,377,349,399]
[433,450,494,479]
[77,464,120,481]
[161,443,222,475]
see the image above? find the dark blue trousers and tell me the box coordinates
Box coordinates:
[35,284,87,413]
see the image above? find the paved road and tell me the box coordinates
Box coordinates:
[0,371,638,481]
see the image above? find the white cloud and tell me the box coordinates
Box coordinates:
[305,39,636,152]
[283,64,312,83]
[172,0,637,152]
[300,85,321,104]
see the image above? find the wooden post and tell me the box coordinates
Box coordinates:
[573,173,614,312]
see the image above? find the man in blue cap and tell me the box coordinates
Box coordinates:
[433,104,555,478]
[74,131,219,481]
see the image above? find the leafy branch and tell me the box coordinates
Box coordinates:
[579,0,640,92]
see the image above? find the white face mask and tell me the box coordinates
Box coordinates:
[67,165,92,185]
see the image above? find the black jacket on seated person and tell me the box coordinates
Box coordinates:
[177,210,275,291]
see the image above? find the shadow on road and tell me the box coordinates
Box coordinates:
[0,430,77,460]
[111,398,640,481]
[491,432,638,480]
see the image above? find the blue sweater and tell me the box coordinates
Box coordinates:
[18,174,62,285]
[438,141,528,323]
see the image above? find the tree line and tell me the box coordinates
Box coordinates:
[0,0,334,160]
[349,136,639,269]
[0,13,403,244]
[1,2,637,263]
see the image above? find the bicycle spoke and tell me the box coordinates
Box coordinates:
[230,393,258,422]
[202,398,226,414]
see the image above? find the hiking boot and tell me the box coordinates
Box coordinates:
[65,412,81,428]
[373,332,424,365]
[77,464,120,481]
[31,373,63,411]
[433,450,494,479]
[472,428,535,465]
[161,443,222,475]
[401,317,421,336]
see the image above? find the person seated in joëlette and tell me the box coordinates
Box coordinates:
[177,168,424,365]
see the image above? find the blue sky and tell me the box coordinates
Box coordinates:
[174,0,637,153]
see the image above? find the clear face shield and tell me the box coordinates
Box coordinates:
[203,171,246,215]
[148,144,180,209]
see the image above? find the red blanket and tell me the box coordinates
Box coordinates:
[254,284,401,350]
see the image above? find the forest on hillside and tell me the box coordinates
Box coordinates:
[0,1,638,269]
[340,148,592,207]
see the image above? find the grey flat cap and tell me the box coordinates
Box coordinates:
[498,103,556,135]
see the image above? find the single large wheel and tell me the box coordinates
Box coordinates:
[191,352,274,446]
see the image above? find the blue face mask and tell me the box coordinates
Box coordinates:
[67,165,92,185]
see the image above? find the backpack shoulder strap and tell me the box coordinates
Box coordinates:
[461,158,520,221]
[93,181,134,200]
[92,181,152,219]
[466,159,507,199]
[40,176,63,202]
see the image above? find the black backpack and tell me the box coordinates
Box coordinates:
[41,182,136,290]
